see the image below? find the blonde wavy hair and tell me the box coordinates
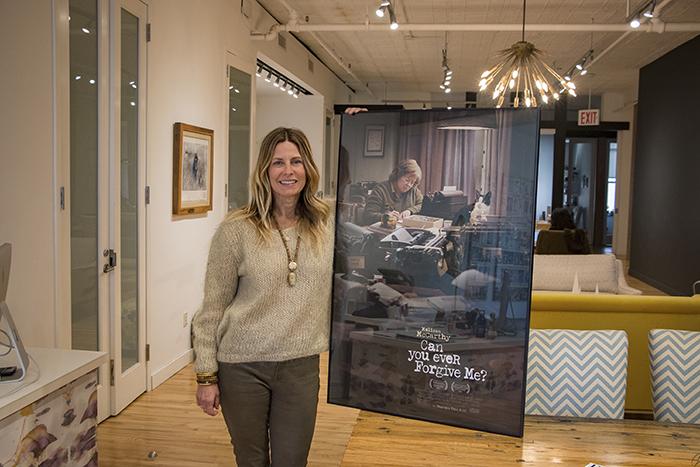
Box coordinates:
[228,127,330,247]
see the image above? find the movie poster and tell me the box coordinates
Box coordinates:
[328,108,539,437]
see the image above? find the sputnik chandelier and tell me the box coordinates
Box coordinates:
[478,0,576,108]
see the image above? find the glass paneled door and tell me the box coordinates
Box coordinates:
[109,0,148,414]
[66,0,147,418]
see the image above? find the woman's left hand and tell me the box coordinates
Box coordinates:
[344,107,368,115]
[399,210,412,220]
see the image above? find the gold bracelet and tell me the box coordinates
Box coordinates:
[196,375,219,385]
[195,371,218,378]
[196,380,217,386]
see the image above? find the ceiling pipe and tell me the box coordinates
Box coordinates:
[253,21,700,33]
[256,0,377,99]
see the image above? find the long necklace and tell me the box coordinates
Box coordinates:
[272,217,301,287]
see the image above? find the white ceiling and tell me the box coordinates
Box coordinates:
[255,0,700,102]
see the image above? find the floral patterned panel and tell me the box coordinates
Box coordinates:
[0,371,98,467]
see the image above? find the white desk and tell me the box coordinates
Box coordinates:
[0,347,107,420]
[0,347,107,465]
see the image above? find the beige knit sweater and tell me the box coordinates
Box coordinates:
[192,216,333,374]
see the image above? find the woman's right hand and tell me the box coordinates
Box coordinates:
[344,107,368,115]
[196,384,220,416]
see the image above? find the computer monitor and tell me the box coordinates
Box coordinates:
[0,243,31,383]
[0,243,10,303]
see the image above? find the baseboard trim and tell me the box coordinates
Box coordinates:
[150,348,194,390]
[628,268,684,296]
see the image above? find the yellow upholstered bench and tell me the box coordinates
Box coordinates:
[530,292,700,415]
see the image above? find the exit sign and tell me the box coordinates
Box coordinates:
[578,109,600,126]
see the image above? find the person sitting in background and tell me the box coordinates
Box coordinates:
[363,159,424,225]
[535,207,591,254]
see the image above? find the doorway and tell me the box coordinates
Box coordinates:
[561,137,616,249]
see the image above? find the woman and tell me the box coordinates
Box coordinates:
[192,127,332,466]
[363,158,424,224]
[535,207,591,254]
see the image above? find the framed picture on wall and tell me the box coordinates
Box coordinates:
[173,122,214,215]
[364,125,385,157]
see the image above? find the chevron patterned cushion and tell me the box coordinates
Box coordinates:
[526,329,628,419]
[649,329,700,424]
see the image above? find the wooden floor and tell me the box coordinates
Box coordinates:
[98,271,672,465]
[98,352,700,467]
[621,260,667,295]
[97,353,359,466]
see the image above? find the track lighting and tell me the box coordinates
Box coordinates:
[389,9,399,30]
[440,34,453,94]
[627,0,655,28]
[376,1,389,17]
[256,59,311,100]
[376,1,398,30]
[563,48,594,84]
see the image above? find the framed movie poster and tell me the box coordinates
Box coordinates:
[173,122,214,215]
[329,108,540,437]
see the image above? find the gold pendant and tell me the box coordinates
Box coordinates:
[288,271,297,287]
[288,261,297,271]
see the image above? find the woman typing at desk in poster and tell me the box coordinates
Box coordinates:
[363,159,424,225]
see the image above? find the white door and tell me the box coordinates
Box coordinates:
[62,0,147,419]
[108,0,148,414]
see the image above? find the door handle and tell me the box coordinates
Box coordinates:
[103,249,117,273]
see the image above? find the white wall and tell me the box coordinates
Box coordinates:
[535,134,554,220]
[341,112,401,183]
[0,0,349,391]
[602,91,636,259]
[255,92,324,187]
[144,0,254,386]
[146,0,349,386]
[0,1,56,347]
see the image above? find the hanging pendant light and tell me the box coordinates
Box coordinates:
[478,0,575,108]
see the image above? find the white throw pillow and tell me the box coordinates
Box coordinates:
[532,254,619,293]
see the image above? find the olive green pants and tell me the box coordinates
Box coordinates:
[217,355,320,467]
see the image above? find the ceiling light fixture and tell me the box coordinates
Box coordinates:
[564,48,594,82]
[627,0,656,28]
[375,1,389,17]
[256,65,262,77]
[478,0,575,107]
[376,1,398,30]
[389,8,399,30]
[440,33,453,94]
[257,59,311,99]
